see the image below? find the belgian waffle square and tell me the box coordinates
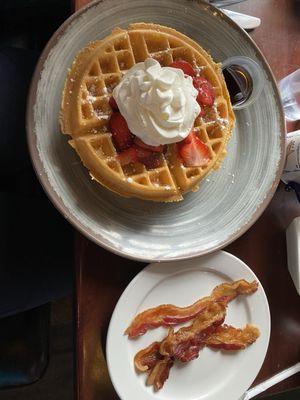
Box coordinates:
[60,23,235,202]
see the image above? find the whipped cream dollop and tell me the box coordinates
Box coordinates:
[113,58,200,146]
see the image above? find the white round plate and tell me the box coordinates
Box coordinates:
[106,251,270,400]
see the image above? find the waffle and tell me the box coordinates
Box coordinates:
[60,23,235,202]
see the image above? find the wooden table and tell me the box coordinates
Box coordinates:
[74,1,300,399]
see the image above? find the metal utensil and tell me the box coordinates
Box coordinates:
[208,0,247,7]
[221,9,261,30]
[241,362,300,399]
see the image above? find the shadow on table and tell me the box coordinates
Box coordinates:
[260,386,300,399]
[293,0,300,22]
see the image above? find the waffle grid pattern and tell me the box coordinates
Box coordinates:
[61,24,234,201]
[86,132,177,191]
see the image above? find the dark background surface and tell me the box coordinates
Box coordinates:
[0,1,74,399]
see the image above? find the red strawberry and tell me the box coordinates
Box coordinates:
[109,112,134,151]
[134,137,164,153]
[117,147,138,166]
[109,96,119,111]
[198,107,205,118]
[193,76,215,106]
[169,60,195,77]
[177,131,210,167]
[134,146,162,169]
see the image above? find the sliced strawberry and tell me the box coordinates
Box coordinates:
[169,60,195,77]
[117,145,162,169]
[198,107,205,118]
[109,112,134,151]
[134,137,164,153]
[117,147,137,166]
[193,76,215,106]
[177,131,210,167]
[134,146,162,169]
[109,96,119,111]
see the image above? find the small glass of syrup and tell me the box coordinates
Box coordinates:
[221,56,264,110]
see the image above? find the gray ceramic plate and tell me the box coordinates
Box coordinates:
[27,0,285,262]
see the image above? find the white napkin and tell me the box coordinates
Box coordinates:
[222,9,261,30]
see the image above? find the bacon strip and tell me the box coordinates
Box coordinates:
[135,323,260,373]
[134,342,163,372]
[159,302,227,361]
[146,358,174,392]
[140,323,260,390]
[135,302,226,372]
[126,280,258,338]
[205,324,260,350]
[171,323,260,362]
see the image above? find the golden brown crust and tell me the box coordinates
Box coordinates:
[60,23,235,202]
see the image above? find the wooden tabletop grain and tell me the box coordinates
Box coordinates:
[74,1,300,399]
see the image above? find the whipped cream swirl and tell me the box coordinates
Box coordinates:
[113,58,200,146]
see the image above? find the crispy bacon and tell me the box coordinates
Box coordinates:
[160,302,227,361]
[134,342,162,372]
[142,304,225,391]
[146,358,174,391]
[204,324,260,350]
[174,324,260,362]
[134,302,226,373]
[134,322,260,388]
[125,280,258,338]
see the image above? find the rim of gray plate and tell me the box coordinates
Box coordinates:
[26,0,286,262]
